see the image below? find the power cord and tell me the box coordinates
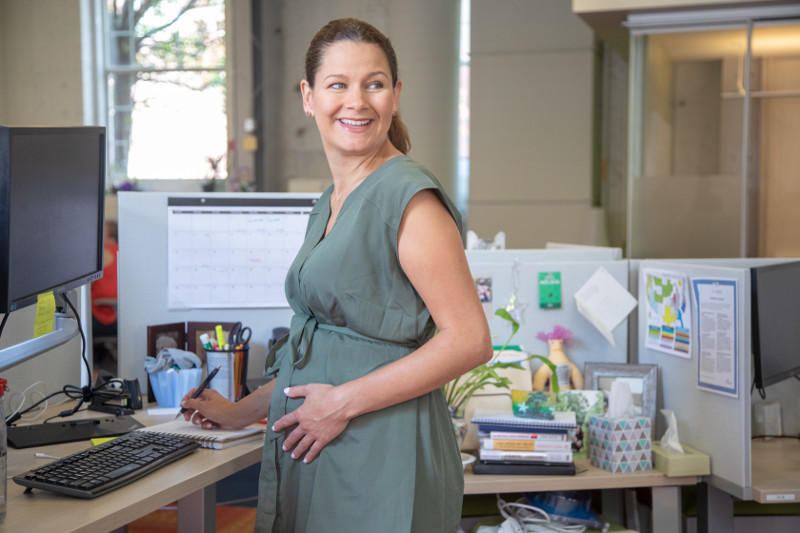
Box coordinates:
[6,381,50,423]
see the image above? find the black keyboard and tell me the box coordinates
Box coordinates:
[7,415,145,449]
[13,431,199,498]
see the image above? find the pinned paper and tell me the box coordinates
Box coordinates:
[34,292,56,338]
[574,267,637,346]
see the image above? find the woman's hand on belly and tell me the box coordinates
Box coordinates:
[272,383,350,464]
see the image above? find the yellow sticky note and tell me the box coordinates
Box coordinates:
[243,135,258,152]
[91,437,117,446]
[34,292,56,338]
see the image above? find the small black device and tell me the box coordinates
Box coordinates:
[7,415,145,449]
[88,374,143,415]
[13,430,199,498]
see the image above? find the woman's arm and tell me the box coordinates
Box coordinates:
[180,378,276,430]
[274,189,492,462]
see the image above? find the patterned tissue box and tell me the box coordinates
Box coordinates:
[588,415,652,473]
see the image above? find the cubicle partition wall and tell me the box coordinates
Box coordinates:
[636,257,800,506]
[466,248,630,373]
[637,260,754,500]
[117,192,318,392]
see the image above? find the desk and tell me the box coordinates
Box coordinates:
[751,438,800,504]
[2,410,263,533]
[701,438,800,533]
[464,458,699,533]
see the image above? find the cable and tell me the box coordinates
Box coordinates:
[5,292,129,425]
[6,381,49,422]
[0,311,9,339]
[494,496,588,533]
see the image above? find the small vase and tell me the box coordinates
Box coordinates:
[451,416,469,450]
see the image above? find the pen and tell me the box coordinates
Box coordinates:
[35,453,60,460]
[175,364,222,419]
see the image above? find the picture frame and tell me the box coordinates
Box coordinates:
[583,363,658,422]
[146,322,186,358]
[146,322,187,402]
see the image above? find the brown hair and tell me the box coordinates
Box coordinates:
[305,18,411,154]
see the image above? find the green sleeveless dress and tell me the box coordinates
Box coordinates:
[255,156,464,532]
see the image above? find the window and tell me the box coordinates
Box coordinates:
[102,0,227,186]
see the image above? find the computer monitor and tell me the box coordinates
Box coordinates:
[0,126,106,314]
[750,260,800,396]
[0,126,105,373]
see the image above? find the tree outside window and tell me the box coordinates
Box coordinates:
[105,0,227,187]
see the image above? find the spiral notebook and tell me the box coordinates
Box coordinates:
[471,410,577,433]
[138,420,266,449]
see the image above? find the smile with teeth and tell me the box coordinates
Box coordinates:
[340,118,371,126]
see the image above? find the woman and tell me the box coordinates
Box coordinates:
[180,18,491,532]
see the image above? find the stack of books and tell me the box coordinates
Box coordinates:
[470,411,578,475]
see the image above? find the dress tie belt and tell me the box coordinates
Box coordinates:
[265,313,423,374]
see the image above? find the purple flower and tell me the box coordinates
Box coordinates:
[536,325,574,347]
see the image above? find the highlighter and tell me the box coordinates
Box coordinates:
[215,325,226,348]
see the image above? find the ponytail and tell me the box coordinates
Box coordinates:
[389,112,411,155]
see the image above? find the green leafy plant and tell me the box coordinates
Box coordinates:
[442,308,559,418]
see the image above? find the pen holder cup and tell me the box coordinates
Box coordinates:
[148,367,203,408]
[204,347,249,402]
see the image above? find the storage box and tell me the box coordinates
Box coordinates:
[652,442,710,476]
[148,367,203,407]
[588,414,652,473]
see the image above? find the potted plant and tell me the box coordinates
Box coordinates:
[442,309,559,420]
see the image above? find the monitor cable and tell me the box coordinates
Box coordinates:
[3,292,129,426]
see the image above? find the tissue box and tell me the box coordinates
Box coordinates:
[148,368,203,407]
[652,443,710,476]
[588,415,652,473]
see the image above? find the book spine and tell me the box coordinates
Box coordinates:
[479,448,573,464]
[476,424,571,435]
[487,431,568,441]
[480,438,572,452]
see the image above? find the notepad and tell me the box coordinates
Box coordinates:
[137,420,266,449]
[472,410,577,430]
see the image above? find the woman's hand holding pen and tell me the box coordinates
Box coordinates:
[180,379,276,431]
[273,383,351,464]
[179,387,235,429]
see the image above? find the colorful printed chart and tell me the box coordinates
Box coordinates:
[644,269,692,358]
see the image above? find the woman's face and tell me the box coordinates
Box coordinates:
[302,41,400,160]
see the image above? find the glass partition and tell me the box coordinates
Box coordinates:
[751,22,800,257]
[627,14,800,259]
[629,26,748,259]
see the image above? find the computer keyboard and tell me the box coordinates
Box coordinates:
[13,430,199,498]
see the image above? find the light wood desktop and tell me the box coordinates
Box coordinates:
[2,409,263,533]
[751,437,800,504]
[464,458,699,533]
[3,408,703,533]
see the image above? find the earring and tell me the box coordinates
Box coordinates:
[305,111,311,117]
[393,110,397,117]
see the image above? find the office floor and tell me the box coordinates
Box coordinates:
[128,463,259,532]
[127,505,256,532]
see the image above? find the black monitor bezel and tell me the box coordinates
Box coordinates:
[750,260,800,391]
[0,125,106,313]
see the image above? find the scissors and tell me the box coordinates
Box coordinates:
[228,322,252,347]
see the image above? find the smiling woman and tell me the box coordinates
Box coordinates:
[177,17,491,533]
